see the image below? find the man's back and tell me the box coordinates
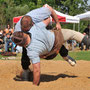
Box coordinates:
[15,7,51,32]
[26,22,55,64]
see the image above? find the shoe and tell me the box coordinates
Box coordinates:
[67,56,76,66]
[13,75,23,81]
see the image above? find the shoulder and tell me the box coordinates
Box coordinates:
[35,22,46,28]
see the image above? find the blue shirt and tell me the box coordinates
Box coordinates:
[26,22,55,64]
[14,7,54,64]
[14,7,51,32]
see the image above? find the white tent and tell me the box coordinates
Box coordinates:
[74,11,90,20]
[54,10,80,23]
[74,11,90,31]
[44,4,80,23]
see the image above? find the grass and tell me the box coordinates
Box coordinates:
[0,50,90,61]
[50,50,90,61]
[0,53,21,60]
[69,50,90,61]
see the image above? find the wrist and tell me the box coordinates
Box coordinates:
[56,22,60,24]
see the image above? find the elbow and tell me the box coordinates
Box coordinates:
[43,4,53,13]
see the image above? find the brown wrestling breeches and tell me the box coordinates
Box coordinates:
[40,29,64,59]
[21,29,69,70]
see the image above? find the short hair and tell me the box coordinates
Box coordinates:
[11,31,28,47]
[21,15,33,32]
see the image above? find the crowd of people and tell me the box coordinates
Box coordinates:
[0,25,14,53]
[0,25,22,55]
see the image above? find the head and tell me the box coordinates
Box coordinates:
[7,25,10,29]
[11,31,31,47]
[4,28,9,34]
[21,15,33,32]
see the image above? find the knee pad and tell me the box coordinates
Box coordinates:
[59,45,68,57]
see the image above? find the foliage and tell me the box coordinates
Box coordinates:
[0,0,89,30]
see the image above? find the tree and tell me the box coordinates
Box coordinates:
[54,0,89,31]
[56,0,89,15]
[0,0,89,30]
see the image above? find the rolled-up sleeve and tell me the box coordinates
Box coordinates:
[31,57,40,64]
[27,50,40,64]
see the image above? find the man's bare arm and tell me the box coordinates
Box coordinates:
[33,63,40,85]
[43,4,61,30]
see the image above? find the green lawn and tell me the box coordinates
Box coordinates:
[0,51,90,61]
[0,53,21,60]
[50,50,90,61]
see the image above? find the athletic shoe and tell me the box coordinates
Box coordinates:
[67,55,76,66]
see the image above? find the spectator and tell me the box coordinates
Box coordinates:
[67,40,72,50]
[5,33,14,52]
[9,28,14,36]
[83,24,90,50]
[4,28,9,35]
[67,40,77,51]
[0,30,4,51]
[4,25,13,35]
[79,42,84,50]
[83,24,90,36]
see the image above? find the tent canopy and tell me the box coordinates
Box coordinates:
[75,11,90,20]
[52,15,66,22]
[13,16,23,23]
[13,10,80,24]
[54,10,80,23]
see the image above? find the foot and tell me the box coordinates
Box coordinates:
[67,56,76,66]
